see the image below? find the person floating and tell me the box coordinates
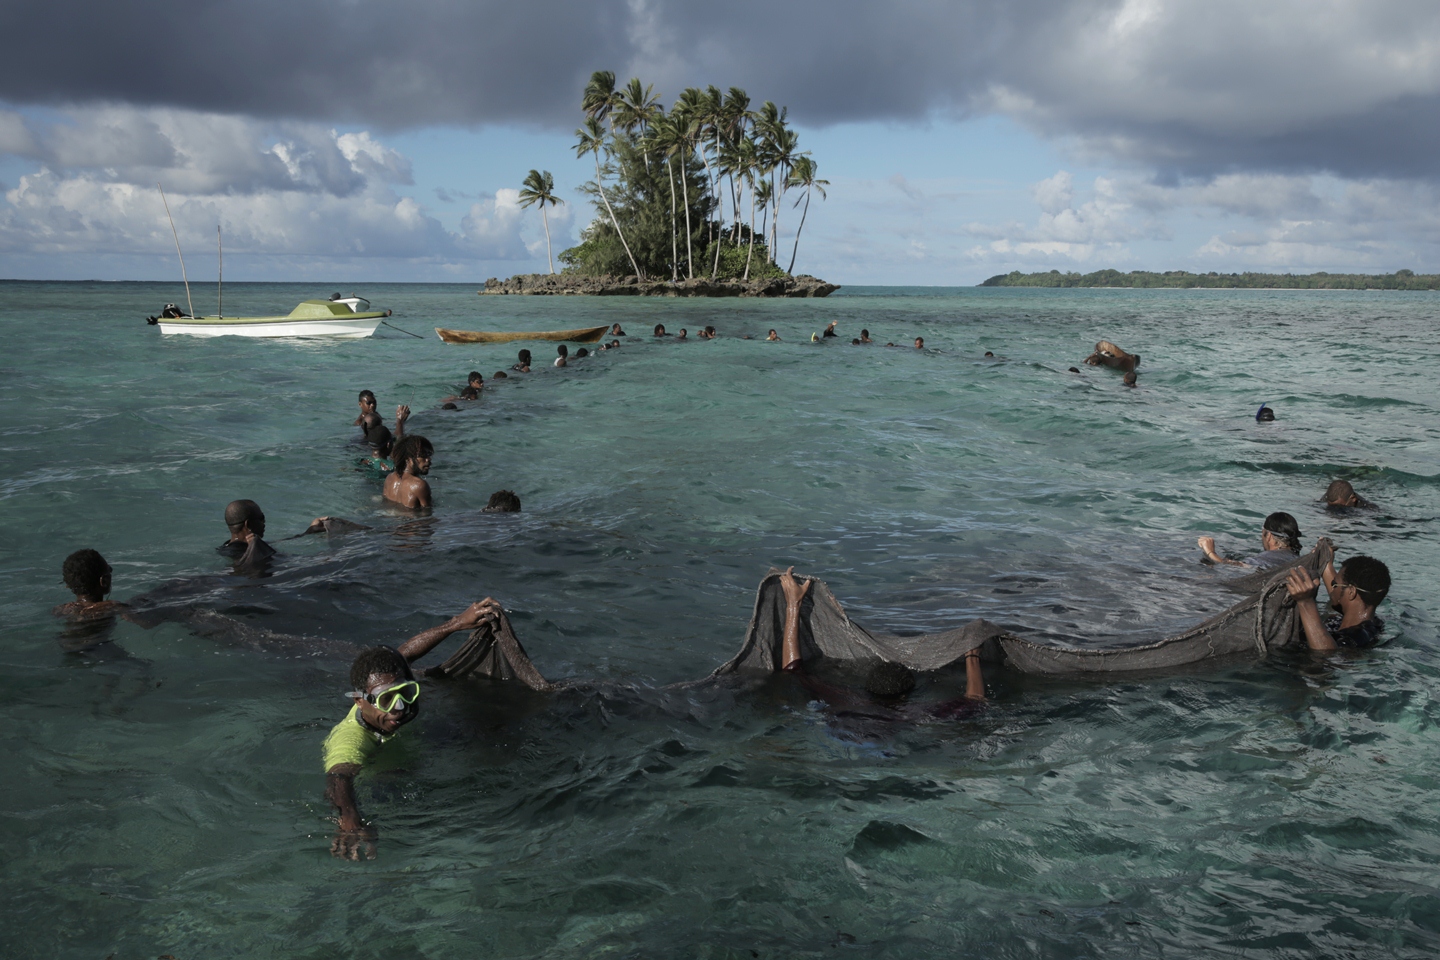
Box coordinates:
[1084,340,1140,372]
[1323,479,1371,510]
[1285,554,1391,651]
[554,344,568,368]
[324,599,502,860]
[1256,404,1276,422]
[482,490,521,513]
[512,349,532,373]
[384,436,433,510]
[1197,511,1302,570]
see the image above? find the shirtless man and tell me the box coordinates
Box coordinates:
[610,323,627,336]
[384,436,434,510]
[1323,480,1371,510]
[218,499,278,571]
[1285,553,1391,652]
[53,549,129,621]
[513,350,532,373]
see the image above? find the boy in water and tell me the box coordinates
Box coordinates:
[1323,479,1372,510]
[53,549,132,627]
[1285,554,1391,651]
[384,436,434,509]
[325,599,502,859]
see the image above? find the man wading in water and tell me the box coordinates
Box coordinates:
[384,435,434,509]
[325,599,501,859]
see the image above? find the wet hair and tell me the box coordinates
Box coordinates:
[654,323,666,336]
[914,337,924,348]
[62,549,110,596]
[1123,371,1137,386]
[984,351,995,357]
[392,435,433,474]
[1261,511,1302,553]
[483,489,522,513]
[677,329,687,337]
[860,329,870,338]
[705,325,716,336]
[610,339,620,347]
[557,344,569,357]
[459,387,479,400]
[864,661,916,699]
[1068,366,1081,373]
[1256,405,1275,422]
[1324,479,1362,507]
[370,426,394,458]
[441,402,459,410]
[492,371,508,379]
[851,338,861,344]
[575,347,589,358]
[518,349,532,364]
[349,645,413,690]
[768,329,777,337]
[358,390,376,406]
[1340,555,1390,608]
[468,371,483,384]
[224,499,266,537]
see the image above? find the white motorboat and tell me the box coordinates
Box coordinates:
[148,297,391,338]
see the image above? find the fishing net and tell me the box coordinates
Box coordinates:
[433,542,1334,688]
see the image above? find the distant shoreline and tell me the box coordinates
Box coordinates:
[481,273,840,298]
[981,269,1440,290]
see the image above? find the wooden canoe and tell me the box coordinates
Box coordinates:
[435,324,610,345]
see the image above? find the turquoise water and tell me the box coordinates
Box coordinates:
[2,281,1438,958]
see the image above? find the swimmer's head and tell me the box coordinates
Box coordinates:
[1261,512,1302,553]
[1324,479,1362,508]
[393,435,434,476]
[518,349,532,364]
[1123,371,1137,387]
[62,548,111,599]
[224,499,266,539]
[851,338,861,345]
[677,329,687,339]
[860,329,870,339]
[1068,366,1080,373]
[705,326,716,337]
[1336,555,1390,611]
[654,323,666,336]
[349,645,418,732]
[557,344,569,358]
[984,351,994,358]
[370,425,394,458]
[811,332,819,342]
[914,337,924,349]
[864,661,916,700]
[459,387,479,401]
[610,340,621,348]
[1256,404,1275,422]
[482,489,522,513]
[358,389,376,410]
[441,402,459,410]
[575,347,589,358]
[468,371,483,387]
[492,371,508,379]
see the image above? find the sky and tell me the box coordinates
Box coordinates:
[3,0,1440,285]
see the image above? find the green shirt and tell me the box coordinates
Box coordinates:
[322,705,397,772]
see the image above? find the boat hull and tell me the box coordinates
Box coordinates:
[435,324,610,344]
[157,314,385,338]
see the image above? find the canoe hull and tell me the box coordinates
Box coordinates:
[435,324,610,345]
[158,314,385,338]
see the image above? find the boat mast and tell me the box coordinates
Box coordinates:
[217,224,223,319]
[158,184,194,319]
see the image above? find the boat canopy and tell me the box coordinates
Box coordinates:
[288,300,369,319]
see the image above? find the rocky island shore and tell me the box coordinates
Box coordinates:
[480,274,839,298]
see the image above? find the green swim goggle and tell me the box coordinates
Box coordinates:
[351,680,421,713]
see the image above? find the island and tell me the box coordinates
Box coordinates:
[480,274,838,297]
[980,269,1440,290]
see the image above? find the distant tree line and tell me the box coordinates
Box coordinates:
[523,72,827,282]
[979,269,1440,290]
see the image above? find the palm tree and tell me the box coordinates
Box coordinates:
[754,177,773,259]
[786,156,828,275]
[644,114,685,281]
[582,71,621,130]
[615,78,660,173]
[736,136,761,280]
[574,118,643,279]
[721,87,752,241]
[699,85,727,277]
[517,169,564,274]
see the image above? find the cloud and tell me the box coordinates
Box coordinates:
[4,0,1440,183]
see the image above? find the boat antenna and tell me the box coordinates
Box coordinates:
[217,224,223,319]
[158,184,194,320]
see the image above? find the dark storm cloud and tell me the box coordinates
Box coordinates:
[5,0,1440,180]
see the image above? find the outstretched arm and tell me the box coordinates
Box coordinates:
[964,649,986,700]
[396,599,501,663]
[1198,536,1244,566]
[326,764,376,860]
[778,567,812,672]
[393,405,410,443]
[1286,567,1336,652]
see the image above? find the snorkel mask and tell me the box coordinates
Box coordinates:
[349,679,421,714]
